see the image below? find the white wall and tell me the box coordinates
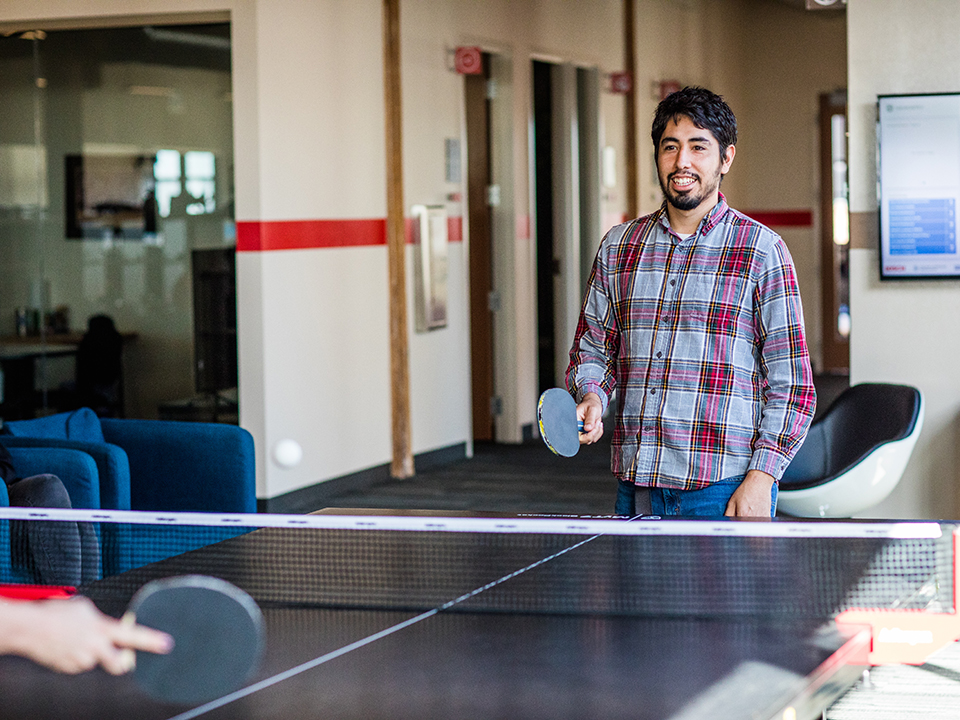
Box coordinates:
[847,0,960,518]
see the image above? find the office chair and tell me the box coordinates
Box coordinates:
[778,383,924,518]
[75,314,124,417]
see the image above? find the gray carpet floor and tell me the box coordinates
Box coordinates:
[320,435,618,516]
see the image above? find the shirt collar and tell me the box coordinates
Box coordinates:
[656,192,730,238]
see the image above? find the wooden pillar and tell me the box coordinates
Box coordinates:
[623,0,638,220]
[383,0,414,478]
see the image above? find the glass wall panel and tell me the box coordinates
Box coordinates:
[0,23,235,423]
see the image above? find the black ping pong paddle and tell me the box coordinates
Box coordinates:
[537,388,584,458]
[126,575,264,705]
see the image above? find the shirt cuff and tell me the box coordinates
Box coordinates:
[748,448,790,482]
[574,384,609,415]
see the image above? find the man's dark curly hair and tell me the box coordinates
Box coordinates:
[651,86,737,158]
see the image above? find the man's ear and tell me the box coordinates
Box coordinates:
[721,144,736,175]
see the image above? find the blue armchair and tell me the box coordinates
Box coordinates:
[0,446,103,584]
[1,408,256,580]
[1,408,256,514]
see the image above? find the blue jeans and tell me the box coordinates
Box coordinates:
[615,477,778,518]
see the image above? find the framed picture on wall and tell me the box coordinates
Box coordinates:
[412,204,449,332]
[65,154,156,240]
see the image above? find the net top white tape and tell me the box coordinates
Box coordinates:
[0,506,943,540]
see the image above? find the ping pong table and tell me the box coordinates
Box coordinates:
[0,508,952,720]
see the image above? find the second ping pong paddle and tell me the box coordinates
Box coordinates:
[537,388,584,457]
[127,575,264,705]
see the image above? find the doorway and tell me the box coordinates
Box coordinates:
[819,91,850,374]
[532,60,600,394]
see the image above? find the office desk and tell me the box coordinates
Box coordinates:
[0,332,136,420]
[0,338,79,420]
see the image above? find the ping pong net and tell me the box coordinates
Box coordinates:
[0,507,955,664]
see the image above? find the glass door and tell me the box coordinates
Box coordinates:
[0,23,235,423]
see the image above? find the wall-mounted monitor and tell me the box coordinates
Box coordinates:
[878,92,960,280]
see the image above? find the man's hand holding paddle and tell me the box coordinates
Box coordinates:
[539,388,604,457]
[577,392,605,445]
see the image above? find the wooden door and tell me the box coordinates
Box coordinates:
[465,57,494,441]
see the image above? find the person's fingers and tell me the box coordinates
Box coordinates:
[112,613,174,655]
[584,405,602,427]
[580,419,604,444]
[99,645,136,676]
[123,625,174,654]
[577,395,605,440]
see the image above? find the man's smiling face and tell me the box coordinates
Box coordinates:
[656,115,735,215]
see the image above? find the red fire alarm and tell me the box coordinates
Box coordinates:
[454,46,483,75]
[609,72,632,94]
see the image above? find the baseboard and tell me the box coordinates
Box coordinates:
[258,442,468,514]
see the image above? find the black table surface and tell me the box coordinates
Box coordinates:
[0,514,881,720]
[0,603,867,720]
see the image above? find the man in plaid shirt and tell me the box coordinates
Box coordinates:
[566,87,815,518]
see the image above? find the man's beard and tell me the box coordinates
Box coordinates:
[659,169,722,211]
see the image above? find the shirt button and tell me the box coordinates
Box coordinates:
[656,351,662,358]
[650,389,656,395]
[670,279,676,286]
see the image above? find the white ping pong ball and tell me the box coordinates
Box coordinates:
[272,439,303,468]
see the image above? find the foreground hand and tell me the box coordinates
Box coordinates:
[724,470,776,518]
[1,596,173,675]
[577,392,604,444]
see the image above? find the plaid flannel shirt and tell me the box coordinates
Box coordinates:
[566,195,815,489]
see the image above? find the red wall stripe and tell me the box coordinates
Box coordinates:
[236,212,805,251]
[238,217,463,252]
[237,219,386,252]
[516,214,531,240]
[447,215,463,243]
[405,217,464,244]
[742,210,813,228]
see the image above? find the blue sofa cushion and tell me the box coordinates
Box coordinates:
[101,419,256,514]
[0,437,131,511]
[5,408,105,444]
[6,446,101,510]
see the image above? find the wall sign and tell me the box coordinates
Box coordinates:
[609,72,632,95]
